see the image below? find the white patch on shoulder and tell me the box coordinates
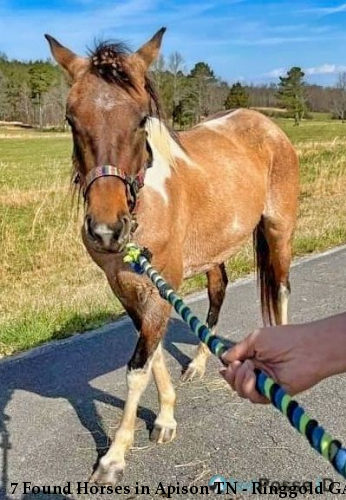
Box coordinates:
[199,109,241,130]
[144,143,171,204]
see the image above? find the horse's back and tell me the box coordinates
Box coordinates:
[181,108,295,161]
[174,109,299,277]
[178,108,298,212]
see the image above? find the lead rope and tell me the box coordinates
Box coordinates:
[124,243,346,479]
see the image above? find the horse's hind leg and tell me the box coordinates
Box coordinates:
[182,263,228,382]
[267,225,293,326]
[256,215,295,326]
[256,139,299,326]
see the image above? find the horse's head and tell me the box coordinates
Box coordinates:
[46,29,166,253]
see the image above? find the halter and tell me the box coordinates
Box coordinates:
[82,144,153,213]
[83,165,144,213]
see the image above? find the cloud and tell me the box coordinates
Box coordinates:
[0,0,160,58]
[305,64,346,75]
[300,2,346,16]
[265,64,346,79]
[233,36,319,46]
[265,68,286,78]
[269,24,306,34]
[0,0,247,61]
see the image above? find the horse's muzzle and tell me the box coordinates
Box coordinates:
[84,214,132,252]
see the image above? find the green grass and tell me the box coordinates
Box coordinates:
[1,117,346,356]
[308,112,333,121]
[0,135,71,189]
[276,118,346,142]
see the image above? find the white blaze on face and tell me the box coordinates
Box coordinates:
[94,92,117,111]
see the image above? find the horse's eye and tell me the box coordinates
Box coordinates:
[65,114,74,127]
[138,116,148,129]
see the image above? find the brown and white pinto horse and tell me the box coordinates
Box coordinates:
[46,28,299,484]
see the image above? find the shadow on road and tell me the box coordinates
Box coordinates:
[0,317,204,499]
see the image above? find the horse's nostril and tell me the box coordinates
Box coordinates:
[116,215,132,243]
[112,220,124,241]
[86,215,97,240]
[112,215,130,242]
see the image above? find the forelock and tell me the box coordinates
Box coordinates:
[89,41,136,89]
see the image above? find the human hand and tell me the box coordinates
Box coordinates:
[220,320,341,403]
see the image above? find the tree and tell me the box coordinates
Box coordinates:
[4,68,22,120]
[168,52,185,127]
[306,84,331,113]
[277,67,306,125]
[188,62,216,123]
[331,72,346,121]
[151,54,166,91]
[247,83,278,109]
[0,69,8,119]
[225,82,249,109]
[28,62,55,128]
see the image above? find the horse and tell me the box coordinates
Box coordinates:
[45,28,299,485]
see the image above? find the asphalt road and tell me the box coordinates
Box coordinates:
[1,247,346,500]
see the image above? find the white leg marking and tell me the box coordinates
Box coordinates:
[91,361,153,483]
[181,328,214,382]
[278,283,290,325]
[151,344,177,443]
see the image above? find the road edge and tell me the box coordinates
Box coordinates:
[1,244,345,367]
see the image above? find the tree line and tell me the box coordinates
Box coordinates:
[0,49,346,129]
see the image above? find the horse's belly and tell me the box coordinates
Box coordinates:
[182,211,258,278]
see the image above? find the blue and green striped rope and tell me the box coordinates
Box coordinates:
[124,243,346,479]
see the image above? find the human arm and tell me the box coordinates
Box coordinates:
[220,313,346,403]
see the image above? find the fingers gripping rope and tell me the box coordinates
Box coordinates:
[124,243,346,478]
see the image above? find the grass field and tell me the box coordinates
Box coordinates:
[1,117,346,356]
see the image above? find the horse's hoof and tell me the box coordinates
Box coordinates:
[181,361,205,382]
[150,423,177,444]
[89,460,124,485]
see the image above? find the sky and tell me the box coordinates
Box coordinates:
[1,0,346,86]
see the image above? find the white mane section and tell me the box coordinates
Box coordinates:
[145,117,192,168]
[144,117,192,203]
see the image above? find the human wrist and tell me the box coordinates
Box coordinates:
[312,313,346,380]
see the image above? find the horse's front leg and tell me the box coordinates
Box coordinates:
[150,342,177,443]
[90,299,172,485]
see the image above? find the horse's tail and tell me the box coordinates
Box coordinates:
[253,216,278,325]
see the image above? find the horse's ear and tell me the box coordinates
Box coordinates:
[45,34,88,80]
[136,27,166,68]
